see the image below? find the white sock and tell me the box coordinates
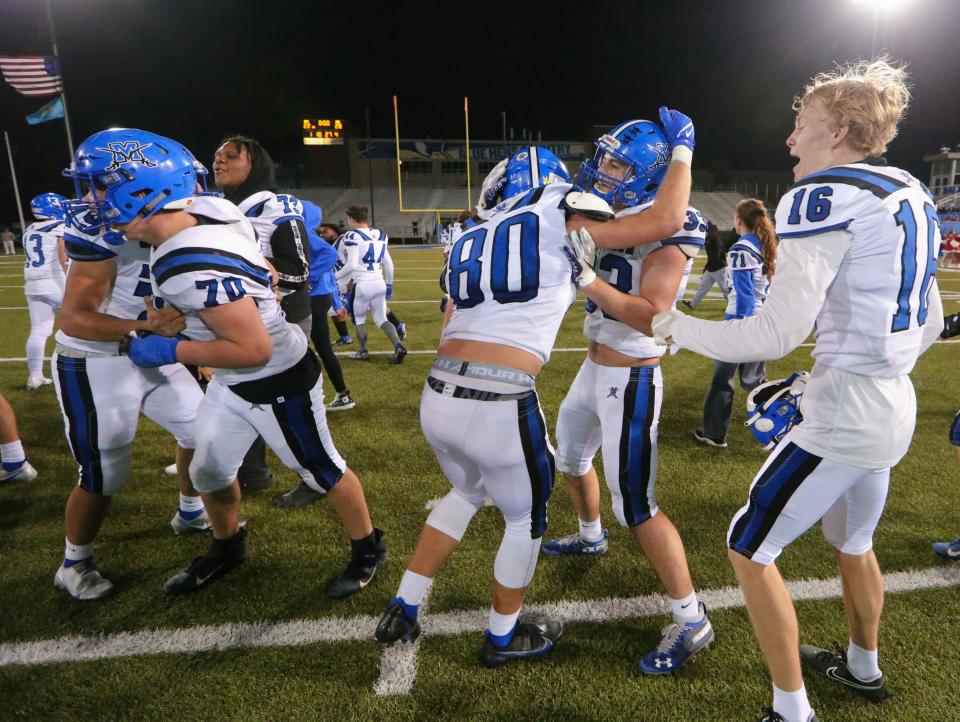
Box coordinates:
[64,538,93,567]
[773,684,813,722]
[396,570,432,606]
[846,639,881,682]
[669,591,702,624]
[487,608,520,640]
[578,516,603,543]
[0,440,25,466]
[178,493,205,513]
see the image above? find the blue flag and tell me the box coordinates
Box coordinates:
[26,96,64,125]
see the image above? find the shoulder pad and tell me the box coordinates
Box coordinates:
[564,191,615,222]
[63,228,122,261]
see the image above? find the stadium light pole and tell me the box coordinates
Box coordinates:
[365,106,375,225]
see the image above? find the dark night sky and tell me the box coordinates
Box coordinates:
[1,0,958,224]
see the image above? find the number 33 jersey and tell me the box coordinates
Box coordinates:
[150,196,307,384]
[442,183,579,363]
[776,162,940,376]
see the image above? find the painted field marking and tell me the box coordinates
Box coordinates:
[1,566,957,678]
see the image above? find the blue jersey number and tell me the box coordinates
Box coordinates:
[447,211,540,309]
[787,186,833,224]
[891,200,938,332]
[362,243,386,271]
[594,253,633,320]
[275,194,302,216]
[25,233,45,268]
[195,277,246,308]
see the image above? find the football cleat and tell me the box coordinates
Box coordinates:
[170,509,212,534]
[541,529,609,557]
[55,559,114,601]
[756,709,818,722]
[932,538,960,560]
[325,391,355,412]
[334,335,353,346]
[272,481,327,510]
[238,473,274,493]
[26,375,52,390]
[350,350,370,361]
[680,300,694,310]
[799,642,891,702]
[0,461,37,484]
[391,344,408,365]
[479,619,563,668]
[395,322,407,340]
[326,529,387,599]
[693,429,727,448]
[375,599,422,644]
[638,602,714,675]
[164,528,246,595]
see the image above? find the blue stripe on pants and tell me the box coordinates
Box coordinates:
[270,391,343,490]
[56,356,104,494]
[618,366,656,526]
[517,392,555,539]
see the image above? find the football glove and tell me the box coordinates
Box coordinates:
[941,311,960,339]
[126,333,181,368]
[386,283,393,300]
[659,106,696,152]
[562,228,597,288]
[651,309,685,345]
[744,372,809,450]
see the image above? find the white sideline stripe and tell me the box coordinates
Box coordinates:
[373,587,431,696]
[1,566,957,670]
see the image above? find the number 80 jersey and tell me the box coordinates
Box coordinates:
[776,162,941,376]
[442,183,578,363]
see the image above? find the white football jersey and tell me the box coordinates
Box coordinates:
[775,162,940,375]
[55,226,154,356]
[22,219,66,295]
[150,196,307,384]
[442,183,579,363]
[724,233,769,318]
[335,228,393,284]
[236,190,304,256]
[583,204,707,358]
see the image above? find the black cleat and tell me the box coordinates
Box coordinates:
[164,528,247,595]
[327,529,387,599]
[375,599,421,644]
[755,708,818,722]
[479,619,563,668]
[800,642,891,703]
[391,344,407,365]
[238,474,274,493]
[272,480,327,510]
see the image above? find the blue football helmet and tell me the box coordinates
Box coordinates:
[63,128,209,232]
[30,192,66,221]
[577,120,670,207]
[478,146,570,218]
[744,372,809,451]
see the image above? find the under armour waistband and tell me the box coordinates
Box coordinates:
[426,376,534,402]
[431,356,536,392]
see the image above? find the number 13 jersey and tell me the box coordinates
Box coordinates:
[442,183,578,364]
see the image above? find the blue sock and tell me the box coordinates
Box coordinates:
[1,441,25,471]
[63,556,91,568]
[2,460,25,472]
[394,596,419,621]
[485,623,517,649]
[179,507,204,520]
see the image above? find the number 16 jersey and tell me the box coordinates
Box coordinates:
[442,183,578,364]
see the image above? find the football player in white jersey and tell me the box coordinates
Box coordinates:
[336,204,407,363]
[52,163,211,601]
[22,193,68,389]
[543,120,714,675]
[66,129,386,598]
[374,107,697,667]
[626,60,940,722]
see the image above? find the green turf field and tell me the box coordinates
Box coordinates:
[1,248,958,721]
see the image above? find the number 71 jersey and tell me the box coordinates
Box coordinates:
[443,183,578,363]
[776,162,940,375]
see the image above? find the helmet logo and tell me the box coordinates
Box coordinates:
[516,151,529,161]
[598,134,621,150]
[96,141,158,172]
[647,142,670,172]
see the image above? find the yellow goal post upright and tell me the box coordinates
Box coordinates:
[392,95,473,236]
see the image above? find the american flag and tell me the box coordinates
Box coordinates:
[0,55,62,97]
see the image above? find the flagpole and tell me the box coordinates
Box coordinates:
[4,131,27,234]
[44,0,74,159]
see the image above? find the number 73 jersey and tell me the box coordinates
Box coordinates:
[443,183,578,363]
[776,162,941,375]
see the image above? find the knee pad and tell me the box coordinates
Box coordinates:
[822,517,875,556]
[425,489,484,541]
[77,445,132,496]
[493,515,542,589]
[555,455,591,477]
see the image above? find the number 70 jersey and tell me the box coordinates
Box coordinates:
[776,162,941,376]
[442,183,578,363]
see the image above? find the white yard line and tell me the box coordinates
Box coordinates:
[373,586,431,696]
[1,566,957,676]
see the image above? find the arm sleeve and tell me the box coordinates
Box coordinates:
[269,219,309,291]
[919,279,943,355]
[335,241,359,281]
[382,247,395,284]
[731,269,756,318]
[951,409,960,447]
[672,229,852,362]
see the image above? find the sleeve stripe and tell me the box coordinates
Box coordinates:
[154,253,271,287]
[777,220,853,239]
[64,235,116,261]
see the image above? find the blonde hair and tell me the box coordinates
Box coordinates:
[736,198,778,279]
[793,56,911,157]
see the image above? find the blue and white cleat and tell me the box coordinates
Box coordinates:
[479,619,563,668]
[395,321,407,340]
[638,601,714,675]
[932,538,960,560]
[0,461,37,484]
[541,529,608,557]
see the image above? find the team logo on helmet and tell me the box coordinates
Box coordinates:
[96,141,158,172]
[648,143,670,172]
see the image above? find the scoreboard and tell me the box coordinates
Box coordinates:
[303,119,344,146]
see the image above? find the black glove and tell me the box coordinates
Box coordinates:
[941,312,960,339]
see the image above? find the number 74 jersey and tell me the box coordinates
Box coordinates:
[443,183,578,364]
[776,161,941,376]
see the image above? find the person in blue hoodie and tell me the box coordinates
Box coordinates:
[694,198,778,447]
